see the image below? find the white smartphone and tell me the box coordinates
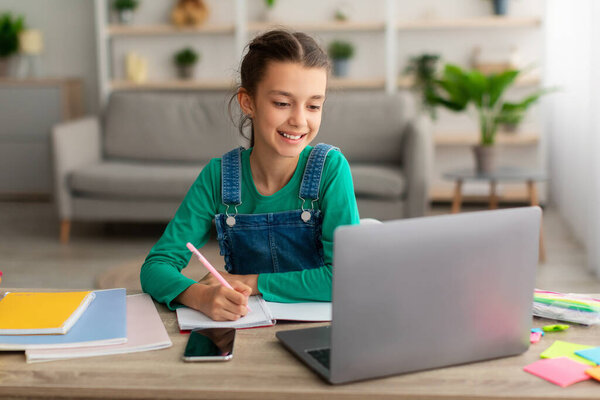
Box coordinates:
[182,328,236,362]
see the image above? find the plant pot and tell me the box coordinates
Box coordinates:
[117,9,135,24]
[332,58,350,77]
[177,65,195,80]
[472,145,497,174]
[0,57,13,77]
[492,0,509,16]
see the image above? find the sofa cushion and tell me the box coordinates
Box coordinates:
[103,92,242,162]
[69,162,203,200]
[350,164,405,199]
[318,91,415,163]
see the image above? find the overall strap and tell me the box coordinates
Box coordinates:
[299,143,339,201]
[221,147,244,206]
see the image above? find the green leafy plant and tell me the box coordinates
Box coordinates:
[429,64,551,146]
[0,13,25,59]
[404,53,441,120]
[328,40,354,60]
[174,47,199,66]
[264,0,276,8]
[113,0,139,11]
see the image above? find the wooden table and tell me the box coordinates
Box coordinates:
[2,289,600,400]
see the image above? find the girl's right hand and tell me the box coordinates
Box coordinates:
[177,282,251,321]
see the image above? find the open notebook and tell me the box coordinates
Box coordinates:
[176,295,331,330]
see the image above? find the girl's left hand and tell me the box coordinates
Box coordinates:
[200,270,260,295]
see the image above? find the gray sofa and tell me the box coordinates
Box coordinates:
[52,91,431,243]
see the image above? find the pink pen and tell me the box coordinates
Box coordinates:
[186,242,252,312]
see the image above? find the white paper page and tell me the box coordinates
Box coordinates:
[176,295,273,330]
[265,301,332,322]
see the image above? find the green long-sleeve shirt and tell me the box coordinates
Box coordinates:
[140,145,360,309]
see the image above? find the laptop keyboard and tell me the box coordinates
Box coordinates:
[307,348,331,370]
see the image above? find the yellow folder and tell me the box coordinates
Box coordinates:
[0,291,95,335]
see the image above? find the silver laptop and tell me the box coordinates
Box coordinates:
[276,207,541,384]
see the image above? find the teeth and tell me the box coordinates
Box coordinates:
[281,132,302,140]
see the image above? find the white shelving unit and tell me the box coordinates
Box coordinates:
[94,0,543,102]
[94,0,546,203]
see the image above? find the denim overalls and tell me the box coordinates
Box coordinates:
[214,143,338,275]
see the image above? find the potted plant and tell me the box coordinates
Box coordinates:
[113,0,139,24]
[328,40,354,78]
[173,47,199,80]
[0,13,25,77]
[403,53,441,120]
[262,0,277,22]
[489,0,509,16]
[429,64,551,173]
[333,3,352,22]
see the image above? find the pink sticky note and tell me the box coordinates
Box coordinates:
[530,331,543,344]
[524,357,591,387]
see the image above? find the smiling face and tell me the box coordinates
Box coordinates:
[238,61,328,160]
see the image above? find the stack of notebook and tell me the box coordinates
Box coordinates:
[0,288,172,363]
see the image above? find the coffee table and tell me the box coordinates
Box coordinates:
[444,166,547,262]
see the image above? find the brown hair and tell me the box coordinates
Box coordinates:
[229,29,331,147]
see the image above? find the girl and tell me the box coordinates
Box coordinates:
[140,30,360,321]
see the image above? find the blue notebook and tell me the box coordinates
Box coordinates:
[0,288,127,350]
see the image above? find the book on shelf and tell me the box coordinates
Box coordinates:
[0,291,95,335]
[176,295,332,330]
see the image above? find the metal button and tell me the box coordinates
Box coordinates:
[226,216,236,227]
[301,210,311,222]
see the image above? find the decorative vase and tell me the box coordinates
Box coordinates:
[332,59,350,77]
[472,145,497,174]
[117,9,134,24]
[492,0,509,16]
[177,65,195,80]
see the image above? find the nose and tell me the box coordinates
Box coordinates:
[288,105,307,129]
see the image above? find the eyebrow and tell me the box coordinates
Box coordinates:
[268,90,324,100]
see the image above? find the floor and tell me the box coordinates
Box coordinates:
[1,201,599,294]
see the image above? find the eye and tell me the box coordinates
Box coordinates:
[274,101,290,107]
[308,105,322,111]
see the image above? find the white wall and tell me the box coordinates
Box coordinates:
[2,0,99,113]
[545,0,600,274]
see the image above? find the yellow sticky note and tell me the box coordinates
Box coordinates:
[540,340,596,366]
[0,291,93,334]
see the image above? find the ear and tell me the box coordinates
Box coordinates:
[237,88,255,117]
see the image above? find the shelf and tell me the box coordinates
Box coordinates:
[430,185,532,203]
[398,74,541,89]
[328,77,386,89]
[248,21,385,33]
[110,78,385,91]
[111,79,235,91]
[434,132,539,146]
[397,16,541,30]
[0,77,83,86]
[107,24,235,36]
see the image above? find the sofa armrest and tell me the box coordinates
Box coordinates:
[401,115,433,217]
[52,117,102,219]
